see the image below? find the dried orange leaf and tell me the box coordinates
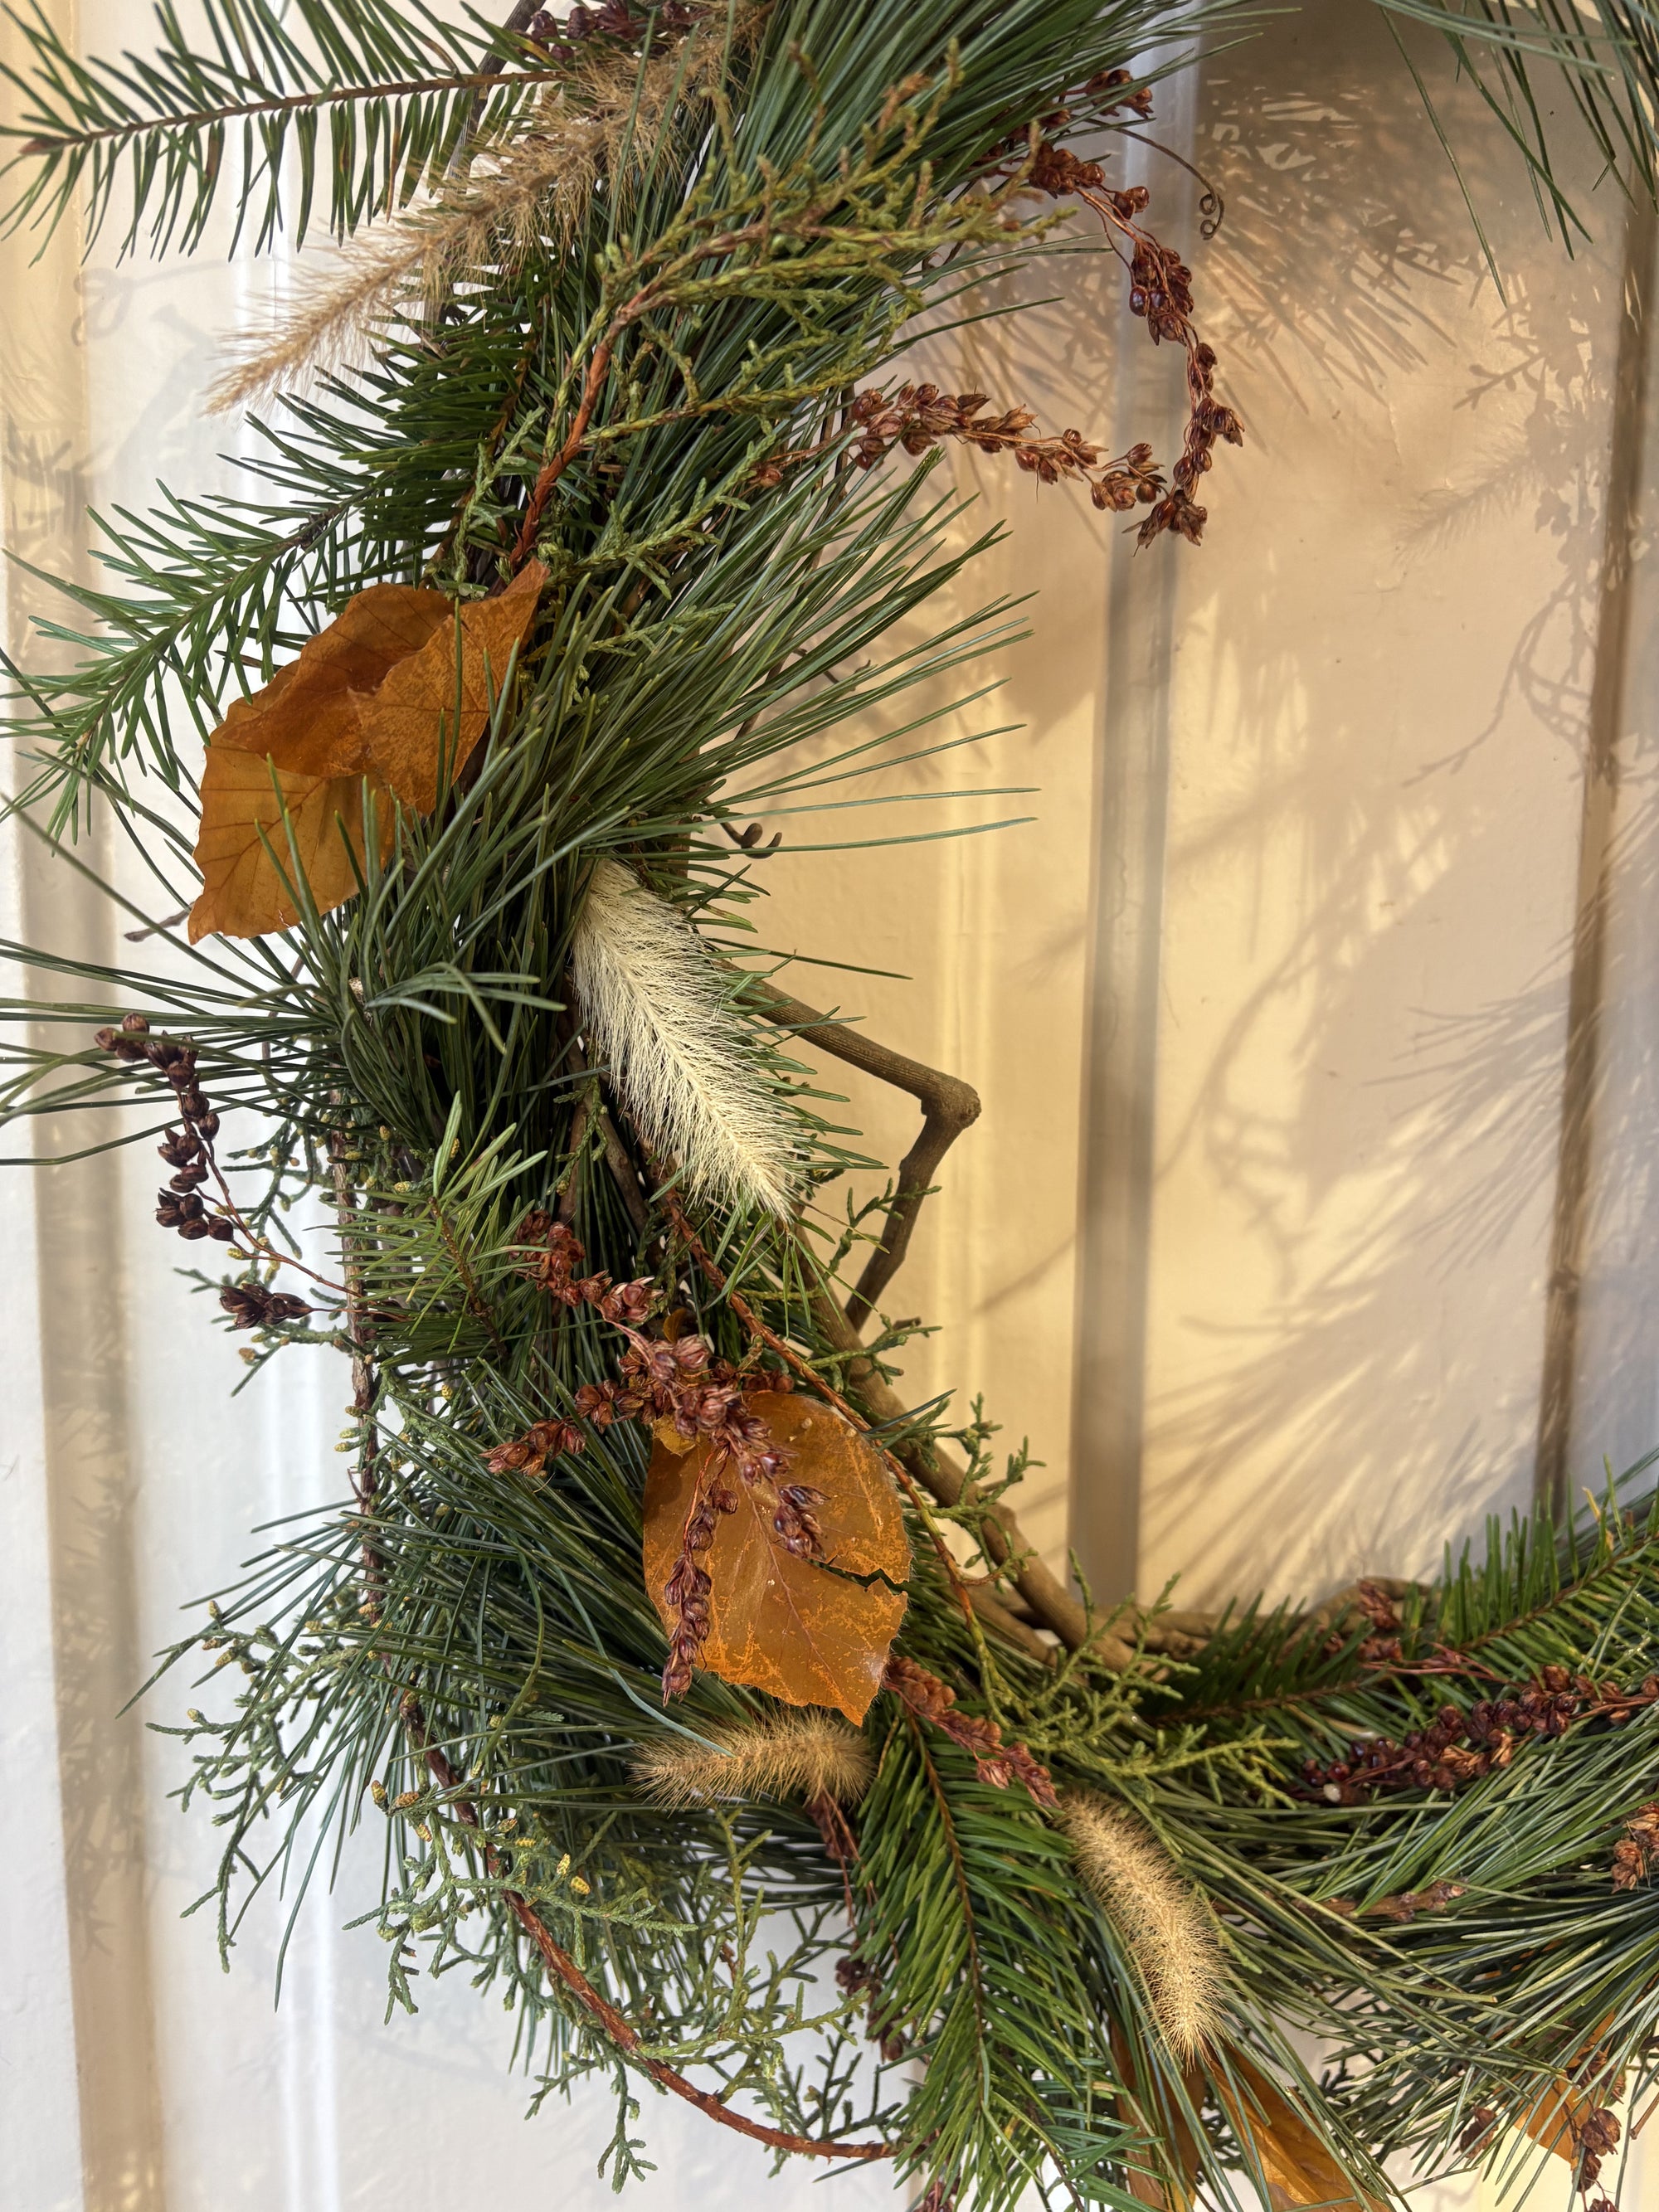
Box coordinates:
[190,565,546,940]
[190,751,396,942]
[1214,2059,1383,2212]
[213,584,455,781]
[360,561,546,811]
[642,1391,909,1724]
[1108,2026,1204,2212]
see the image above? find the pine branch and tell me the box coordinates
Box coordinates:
[0,0,563,255]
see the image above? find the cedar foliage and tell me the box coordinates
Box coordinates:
[5,3,1659,2208]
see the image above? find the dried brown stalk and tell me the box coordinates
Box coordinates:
[990,134,1242,547]
[847,383,1167,517]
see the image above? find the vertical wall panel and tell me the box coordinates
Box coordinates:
[1126,12,1629,1611]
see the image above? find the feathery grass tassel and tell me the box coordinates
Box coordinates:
[632,1715,875,1809]
[1058,1793,1224,2061]
[571,857,800,1215]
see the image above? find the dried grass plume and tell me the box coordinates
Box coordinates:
[633,1714,875,1809]
[209,12,760,413]
[1058,1792,1225,2060]
[572,856,800,1215]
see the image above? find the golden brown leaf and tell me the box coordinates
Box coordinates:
[641,1391,909,1724]
[359,562,546,811]
[189,564,545,941]
[1108,2026,1204,2212]
[650,1417,701,1457]
[1214,2058,1384,2212]
[191,750,398,943]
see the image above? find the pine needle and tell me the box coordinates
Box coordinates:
[632,1714,875,1807]
[1058,1793,1225,2061]
[571,857,800,1217]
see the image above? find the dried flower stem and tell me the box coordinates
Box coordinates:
[884,1654,1057,1806]
[509,337,615,564]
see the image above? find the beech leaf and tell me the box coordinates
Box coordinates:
[642,1391,909,1723]
[190,564,545,941]
[1214,2059,1384,2212]
[1108,2028,1204,2212]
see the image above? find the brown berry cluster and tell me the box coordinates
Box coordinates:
[508,1213,810,1697]
[1612,1800,1659,1890]
[1087,66,1155,121]
[484,1416,585,1479]
[218,1281,310,1331]
[883,1654,1057,1808]
[511,1207,654,1324]
[1136,267,1243,547]
[835,1952,907,2064]
[1302,1667,1659,1806]
[848,384,1165,513]
[1462,2101,1620,2195]
[1021,145,1243,547]
[524,1,703,60]
[95,1015,238,1245]
[983,68,1155,172]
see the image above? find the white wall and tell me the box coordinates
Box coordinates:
[7,3,1659,2205]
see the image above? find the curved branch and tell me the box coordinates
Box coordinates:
[747,984,1209,1665]
[748,980,980,1330]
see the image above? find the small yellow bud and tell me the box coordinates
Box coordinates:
[371,1781,387,1807]
[569,1874,591,1896]
[555,1851,571,1879]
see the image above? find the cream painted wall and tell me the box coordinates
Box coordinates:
[7,4,1659,2207]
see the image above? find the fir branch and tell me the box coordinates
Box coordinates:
[0,0,567,255]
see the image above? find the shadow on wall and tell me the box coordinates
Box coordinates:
[1122,7,1655,1608]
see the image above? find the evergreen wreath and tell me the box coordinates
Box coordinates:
[6,3,1659,2207]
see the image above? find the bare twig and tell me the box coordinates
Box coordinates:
[329,1104,383,1624]
[805,1286,1123,1662]
[748,980,980,1330]
[743,984,1209,1664]
[564,1032,652,1234]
